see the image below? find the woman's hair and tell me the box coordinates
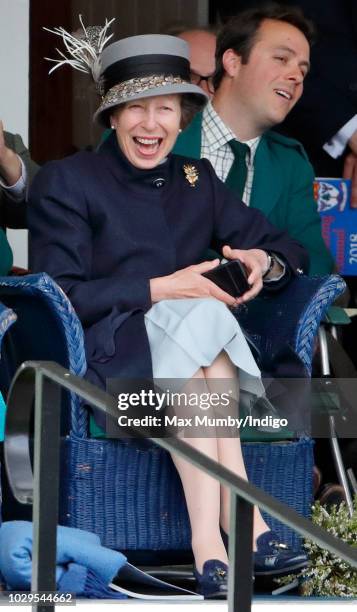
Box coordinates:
[103,106,119,128]
[214,2,315,89]
[180,93,207,129]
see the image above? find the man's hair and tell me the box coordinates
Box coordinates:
[213,2,315,89]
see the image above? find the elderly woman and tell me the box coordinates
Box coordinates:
[29,33,308,597]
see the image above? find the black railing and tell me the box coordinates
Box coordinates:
[4,361,357,612]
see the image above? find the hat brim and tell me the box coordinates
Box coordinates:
[93,78,208,127]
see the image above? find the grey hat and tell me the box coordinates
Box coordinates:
[94,34,208,126]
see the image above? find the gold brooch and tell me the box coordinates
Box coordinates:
[183,164,199,187]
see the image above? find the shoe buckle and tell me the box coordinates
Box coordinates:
[215,567,227,579]
[270,540,288,550]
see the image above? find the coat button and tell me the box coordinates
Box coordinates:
[152,177,165,188]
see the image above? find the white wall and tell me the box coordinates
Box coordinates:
[0,0,29,267]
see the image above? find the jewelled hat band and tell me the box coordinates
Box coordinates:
[102,54,190,93]
[100,75,190,108]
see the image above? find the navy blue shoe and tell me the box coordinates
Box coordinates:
[254,531,308,577]
[194,559,228,599]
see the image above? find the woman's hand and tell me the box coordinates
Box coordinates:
[222,245,269,304]
[150,259,238,306]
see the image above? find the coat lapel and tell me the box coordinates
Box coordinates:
[97,132,138,185]
[249,135,283,218]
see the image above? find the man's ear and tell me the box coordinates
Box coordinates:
[222,49,242,77]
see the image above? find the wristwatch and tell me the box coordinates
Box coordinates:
[262,251,275,278]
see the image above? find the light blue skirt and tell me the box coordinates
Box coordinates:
[144,298,264,396]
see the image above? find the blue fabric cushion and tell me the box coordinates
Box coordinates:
[0,521,126,594]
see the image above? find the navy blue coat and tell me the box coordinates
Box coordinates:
[28,133,308,390]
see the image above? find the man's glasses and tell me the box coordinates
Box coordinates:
[190,71,215,94]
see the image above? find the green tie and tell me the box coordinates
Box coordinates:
[225,139,250,199]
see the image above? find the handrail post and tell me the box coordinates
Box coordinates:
[228,493,254,612]
[4,361,357,612]
[31,372,61,612]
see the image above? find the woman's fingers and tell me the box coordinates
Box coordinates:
[193,258,239,305]
[191,259,220,273]
[221,246,267,303]
[207,281,238,306]
[155,259,251,305]
[222,244,238,260]
[235,278,262,304]
[245,258,263,286]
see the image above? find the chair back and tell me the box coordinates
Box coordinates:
[0,274,87,435]
[0,296,17,524]
[238,274,346,375]
[0,301,17,412]
[0,272,346,551]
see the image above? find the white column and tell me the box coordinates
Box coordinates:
[0,0,30,267]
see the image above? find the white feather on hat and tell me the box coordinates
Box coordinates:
[44,14,115,85]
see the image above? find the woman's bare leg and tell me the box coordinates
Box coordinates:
[170,350,269,571]
[203,351,270,547]
[170,368,227,572]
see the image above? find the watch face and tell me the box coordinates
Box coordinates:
[263,252,273,277]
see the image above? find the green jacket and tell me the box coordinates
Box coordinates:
[173,113,334,276]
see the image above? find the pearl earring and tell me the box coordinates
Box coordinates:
[111,125,115,129]
[178,128,182,133]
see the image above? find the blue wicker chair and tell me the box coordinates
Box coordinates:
[0,301,18,525]
[0,302,17,436]
[0,273,346,553]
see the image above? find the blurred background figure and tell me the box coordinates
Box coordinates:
[210,0,357,502]
[178,29,216,98]
[174,5,334,277]
[164,24,217,98]
[0,120,38,231]
[0,120,39,276]
[212,0,357,206]
[214,0,357,362]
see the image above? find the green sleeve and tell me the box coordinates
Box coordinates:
[285,156,335,276]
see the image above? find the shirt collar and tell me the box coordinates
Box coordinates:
[202,101,261,162]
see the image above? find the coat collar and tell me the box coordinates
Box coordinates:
[97,131,172,188]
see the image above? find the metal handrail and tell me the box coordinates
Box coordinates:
[4,360,357,612]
